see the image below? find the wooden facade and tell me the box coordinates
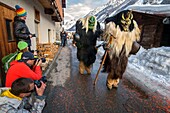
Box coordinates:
[133,12,170,49]
[0,3,17,86]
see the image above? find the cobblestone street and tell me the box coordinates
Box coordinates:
[43,41,168,113]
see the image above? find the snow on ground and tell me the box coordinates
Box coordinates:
[127,46,170,99]
[129,47,170,82]
[96,41,170,99]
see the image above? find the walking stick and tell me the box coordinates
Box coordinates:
[93,51,107,86]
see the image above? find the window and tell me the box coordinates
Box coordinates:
[5,19,14,41]
[35,8,40,22]
[34,8,40,44]
[48,29,51,43]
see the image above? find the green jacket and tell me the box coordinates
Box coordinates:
[1,51,19,73]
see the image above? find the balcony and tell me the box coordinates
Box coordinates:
[38,0,64,22]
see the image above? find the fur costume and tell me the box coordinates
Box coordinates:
[103,10,141,89]
[75,16,102,74]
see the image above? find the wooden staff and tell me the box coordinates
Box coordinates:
[93,51,108,86]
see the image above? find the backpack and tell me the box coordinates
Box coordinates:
[1,51,19,73]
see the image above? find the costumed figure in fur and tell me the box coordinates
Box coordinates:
[75,16,102,75]
[102,10,141,90]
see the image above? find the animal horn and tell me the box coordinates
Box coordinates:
[122,13,125,20]
[130,13,133,20]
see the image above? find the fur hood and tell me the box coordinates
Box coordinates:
[104,20,140,58]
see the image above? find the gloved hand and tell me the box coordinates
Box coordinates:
[102,43,110,50]
[74,33,80,41]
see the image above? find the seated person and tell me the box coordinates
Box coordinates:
[15,41,29,60]
[0,77,46,112]
[5,51,42,87]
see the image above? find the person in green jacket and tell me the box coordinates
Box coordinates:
[15,41,29,60]
[1,41,28,73]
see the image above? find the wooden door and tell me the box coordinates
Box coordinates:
[0,3,17,86]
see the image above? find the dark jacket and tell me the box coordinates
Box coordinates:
[14,16,32,46]
[75,20,102,66]
[60,31,67,40]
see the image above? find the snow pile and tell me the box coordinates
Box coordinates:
[127,47,170,99]
[129,47,170,76]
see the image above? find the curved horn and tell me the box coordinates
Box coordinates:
[122,13,125,20]
[130,13,133,20]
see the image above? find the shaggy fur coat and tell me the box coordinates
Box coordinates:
[75,16,102,66]
[103,10,141,79]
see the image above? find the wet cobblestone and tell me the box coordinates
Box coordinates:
[43,42,168,113]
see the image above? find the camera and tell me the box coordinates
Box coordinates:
[34,76,47,88]
[32,34,36,37]
[34,57,46,63]
[30,50,39,54]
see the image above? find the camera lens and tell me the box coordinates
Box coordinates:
[34,80,42,88]
[34,76,47,88]
[41,58,46,63]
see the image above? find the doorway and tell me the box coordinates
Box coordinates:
[0,2,17,86]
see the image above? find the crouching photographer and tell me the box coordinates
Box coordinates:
[5,51,43,87]
[0,78,46,112]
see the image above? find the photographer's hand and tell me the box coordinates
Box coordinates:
[29,34,32,38]
[35,81,46,96]
[34,59,42,66]
[37,59,42,66]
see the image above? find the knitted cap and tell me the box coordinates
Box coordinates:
[15,5,27,17]
[17,41,28,50]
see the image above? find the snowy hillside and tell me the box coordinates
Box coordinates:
[64,0,127,31]
[64,19,77,30]
[63,1,111,31]
[65,0,146,31]
[64,0,169,31]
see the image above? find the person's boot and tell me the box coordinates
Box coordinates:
[106,73,119,90]
[79,61,85,75]
[85,65,91,75]
[112,78,119,88]
[106,81,112,90]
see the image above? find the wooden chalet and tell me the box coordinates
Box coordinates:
[127,5,170,48]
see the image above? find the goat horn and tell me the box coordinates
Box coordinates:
[122,13,125,20]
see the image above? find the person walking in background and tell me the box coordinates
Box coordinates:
[14,5,35,51]
[72,32,77,47]
[5,51,42,87]
[60,28,67,47]
[75,15,103,75]
[0,78,46,113]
